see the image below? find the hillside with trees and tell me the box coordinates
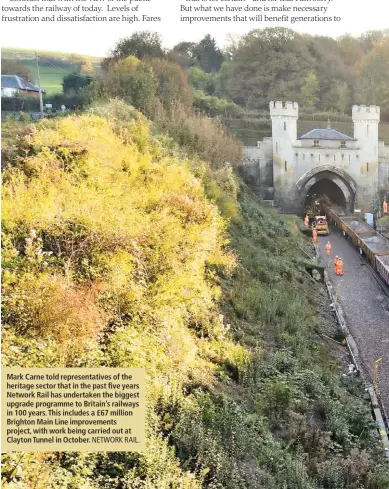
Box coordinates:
[2,31,389,487]
[3,28,389,121]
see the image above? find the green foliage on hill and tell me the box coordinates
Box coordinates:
[2,100,388,488]
[224,27,389,118]
[90,58,243,169]
[2,48,101,95]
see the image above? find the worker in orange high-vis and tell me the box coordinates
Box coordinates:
[334,255,339,274]
[337,257,344,276]
[325,241,332,256]
[383,199,388,214]
[304,215,309,226]
[312,228,317,244]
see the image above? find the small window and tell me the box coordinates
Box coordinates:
[333,154,336,161]
[367,162,369,172]
[314,140,320,146]
[340,141,346,148]
[284,121,286,131]
[285,161,287,171]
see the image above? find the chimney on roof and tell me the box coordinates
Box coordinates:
[20,74,30,87]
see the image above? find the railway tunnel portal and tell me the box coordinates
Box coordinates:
[242,101,389,214]
[297,167,356,212]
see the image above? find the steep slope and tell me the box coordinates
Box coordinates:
[2,102,389,489]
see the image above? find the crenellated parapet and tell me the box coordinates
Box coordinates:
[269,100,298,118]
[352,105,380,122]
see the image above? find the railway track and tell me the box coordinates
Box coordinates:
[317,224,389,457]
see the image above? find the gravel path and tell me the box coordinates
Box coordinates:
[316,228,389,413]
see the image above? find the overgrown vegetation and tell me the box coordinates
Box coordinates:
[5,27,389,117]
[2,99,388,488]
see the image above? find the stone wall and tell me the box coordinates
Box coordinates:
[241,101,389,214]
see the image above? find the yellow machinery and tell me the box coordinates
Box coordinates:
[313,215,329,235]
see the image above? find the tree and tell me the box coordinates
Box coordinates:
[102,32,165,70]
[322,80,351,113]
[214,61,231,98]
[146,58,193,110]
[97,56,157,112]
[307,35,352,105]
[1,59,31,80]
[68,54,92,74]
[337,34,364,67]
[226,28,315,108]
[194,34,224,73]
[62,72,93,93]
[168,42,198,68]
[358,29,389,52]
[299,72,319,111]
[355,38,389,118]
[187,66,215,95]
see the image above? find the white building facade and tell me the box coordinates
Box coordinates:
[242,101,389,214]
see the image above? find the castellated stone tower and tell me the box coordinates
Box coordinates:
[352,105,380,160]
[352,105,380,207]
[242,101,387,214]
[270,101,298,208]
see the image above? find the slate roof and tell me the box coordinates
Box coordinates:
[1,75,44,93]
[299,128,355,141]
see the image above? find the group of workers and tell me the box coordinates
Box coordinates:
[305,215,343,276]
[324,238,343,275]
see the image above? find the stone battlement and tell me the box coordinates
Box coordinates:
[352,105,380,121]
[269,100,298,117]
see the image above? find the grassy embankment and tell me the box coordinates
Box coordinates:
[2,101,389,488]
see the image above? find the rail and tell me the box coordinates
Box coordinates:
[317,207,389,458]
[323,266,389,460]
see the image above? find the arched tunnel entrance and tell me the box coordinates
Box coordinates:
[296,168,356,214]
[305,178,346,209]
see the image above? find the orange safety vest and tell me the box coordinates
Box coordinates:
[334,257,339,272]
[384,201,388,214]
[337,259,343,275]
[304,216,309,226]
[325,242,332,255]
[312,229,317,243]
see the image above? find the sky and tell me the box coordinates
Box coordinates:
[1,0,389,57]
